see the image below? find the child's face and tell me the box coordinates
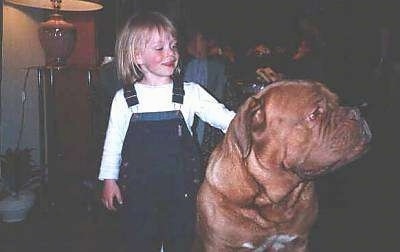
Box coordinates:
[135,30,179,84]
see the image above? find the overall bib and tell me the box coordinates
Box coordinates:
[118,80,202,252]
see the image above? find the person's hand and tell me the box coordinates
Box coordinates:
[256,67,282,83]
[102,179,123,211]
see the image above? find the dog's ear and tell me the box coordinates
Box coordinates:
[207,96,263,204]
[231,96,264,158]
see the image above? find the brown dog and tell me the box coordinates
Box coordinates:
[195,80,371,252]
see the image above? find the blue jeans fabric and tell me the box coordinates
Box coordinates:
[118,110,201,252]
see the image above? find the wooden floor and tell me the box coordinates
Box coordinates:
[0,99,398,252]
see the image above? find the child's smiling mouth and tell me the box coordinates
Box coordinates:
[162,61,176,68]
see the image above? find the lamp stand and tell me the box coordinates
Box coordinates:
[38,13,77,67]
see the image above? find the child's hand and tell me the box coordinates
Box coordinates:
[102,179,123,211]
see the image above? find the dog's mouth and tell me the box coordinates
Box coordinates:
[295,137,370,180]
[295,118,371,180]
[295,162,338,180]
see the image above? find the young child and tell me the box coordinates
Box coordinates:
[98,12,235,252]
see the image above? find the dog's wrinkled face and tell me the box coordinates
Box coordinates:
[237,80,371,179]
[196,80,371,252]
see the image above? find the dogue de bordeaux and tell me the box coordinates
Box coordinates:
[195,80,371,252]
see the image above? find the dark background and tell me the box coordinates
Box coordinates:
[97,0,400,101]
[98,0,400,56]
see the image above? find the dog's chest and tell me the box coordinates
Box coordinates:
[241,234,298,251]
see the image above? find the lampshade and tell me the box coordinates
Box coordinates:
[6,0,103,12]
[6,0,103,67]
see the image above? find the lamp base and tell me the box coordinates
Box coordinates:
[38,13,77,67]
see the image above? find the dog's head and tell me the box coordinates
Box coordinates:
[229,80,371,179]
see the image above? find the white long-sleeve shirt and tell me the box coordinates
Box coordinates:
[98,82,235,180]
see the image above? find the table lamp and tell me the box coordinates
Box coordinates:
[6,0,103,67]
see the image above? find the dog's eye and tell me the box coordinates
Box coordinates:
[307,107,323,122]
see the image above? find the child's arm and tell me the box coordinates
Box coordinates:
[98,90,131,209]
[193,84,236,132]
[99,90,131,179]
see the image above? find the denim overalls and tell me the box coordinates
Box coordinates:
[118,79,202,252]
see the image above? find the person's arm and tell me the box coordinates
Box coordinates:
[98,90,130,210]
[192,84,235,133]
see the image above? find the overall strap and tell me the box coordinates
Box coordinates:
[123,76,184,108]
[123,84,139,107]
[172,74,184,104]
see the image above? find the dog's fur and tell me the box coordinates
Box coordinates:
[195,80,371,251]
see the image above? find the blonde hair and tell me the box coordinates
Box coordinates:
[115,12,178,85]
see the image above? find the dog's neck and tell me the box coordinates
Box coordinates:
[247,149,303,205]
[206,144,260,206]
